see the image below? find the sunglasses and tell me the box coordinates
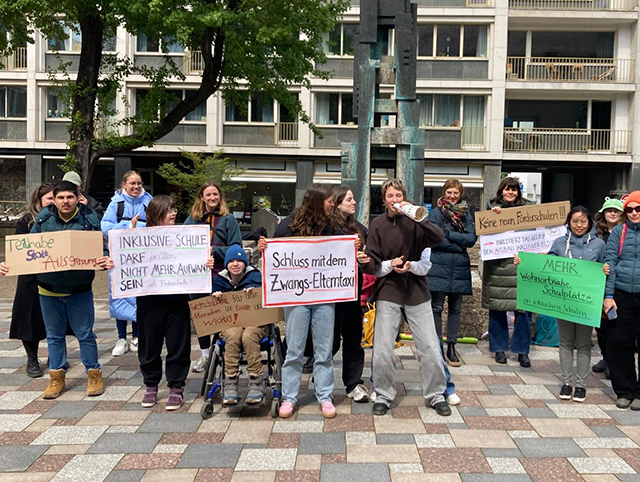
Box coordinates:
[625,206,640,214]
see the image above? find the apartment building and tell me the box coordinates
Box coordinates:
[1,0,639,224]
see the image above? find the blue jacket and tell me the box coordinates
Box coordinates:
[426,205,477,294]
[604,221,640,295]
[211,265,262,292]
[548,225,605,263]
[101,189,152,321]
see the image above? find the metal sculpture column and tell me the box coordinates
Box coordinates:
[341,0,423,225]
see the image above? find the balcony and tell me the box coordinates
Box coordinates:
[183,51,203,75]
[503,127,631,154]
[223,123,299,147]
[506,57,634,83]
[509,0,637,9]
[425,127,487,151]
[1,48,27,71]
[275,122,299,147]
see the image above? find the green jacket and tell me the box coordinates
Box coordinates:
[31,204,101,294]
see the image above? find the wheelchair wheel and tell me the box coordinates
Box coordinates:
[202,348,223,402]
[200,400,215,419]
[270,398,280,418]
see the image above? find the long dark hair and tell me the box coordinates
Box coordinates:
[289,184,339,236]
[146,195,176,227]
[492,177,523,205]
[27,184,54,227]
[565,205,593,235]
[333,185,365,245]
[595,210,622,237]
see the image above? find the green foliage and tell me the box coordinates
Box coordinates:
[59,152,80,174]
[156,150,246,215]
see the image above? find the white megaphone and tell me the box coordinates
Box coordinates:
[393,203,428,222]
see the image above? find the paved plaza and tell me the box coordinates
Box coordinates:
[1,298,640,482]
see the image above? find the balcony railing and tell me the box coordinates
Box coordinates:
[504,127,631,154]
[275,122,299,146]
[183,50,203,75]
[509,0,637,10]
[506,57,634,83]
[414,0,491,5]
[1,47,27,70]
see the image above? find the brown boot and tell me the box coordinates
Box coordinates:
[43,369,66,399]
[86,369,104,396]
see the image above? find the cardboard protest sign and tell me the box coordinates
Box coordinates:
[480,225,566,261]
[516,251,605,327]
[108,225,211,298]
[189,289,284,337]
[5,231,103,276]
[475,201,570,235]
[262,235,358,308]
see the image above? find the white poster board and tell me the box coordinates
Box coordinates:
[261,235,358,308]
[480,225,567,261]
[108,225,212,298]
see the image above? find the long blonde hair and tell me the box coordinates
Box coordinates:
[28,184,54,227]
[190,182,230,220]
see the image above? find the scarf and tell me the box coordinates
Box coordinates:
[437,197,469,233]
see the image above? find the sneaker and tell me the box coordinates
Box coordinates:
[347,384,370,403]
[246,375,265,405]
[495,351,507,364]
[370,391,377,403]
[559,384,572,400]
[592,359,606,373]
[191,356,208,373]
[27,359,44,378]
[112,339,128,357]
[446,393,461,406]
[223,375,239,406]
[165,387,184,411]
[616,398,632,409]
[320,400,337,419]
[573,387,586,403]
[129,337,139,353]
[434,401,452,417]
[141,386,158,408]
[279,400,295,418]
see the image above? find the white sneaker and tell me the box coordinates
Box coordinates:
[347,384,370,403]
[130,337,139,353]
[112,339,128,357]
[191,356,208,373]
[446,393,461,406]
[370,391,377,402]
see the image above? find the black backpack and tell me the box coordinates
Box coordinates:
[116,201,146,223]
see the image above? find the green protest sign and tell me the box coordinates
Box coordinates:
[516,251,605,327]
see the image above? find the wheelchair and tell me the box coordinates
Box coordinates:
[199,323,286,419]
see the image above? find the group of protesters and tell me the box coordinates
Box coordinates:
[2,171,640,418]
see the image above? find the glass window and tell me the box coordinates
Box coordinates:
[47,88,69,118]
[418,94,433,127]
[463,26,487,58]
[507,31,526,57]
[279,94,298,123]
[343,24,357,56]
[418,25,434,57]
[103,35,117,52]
[163,37,183,53]
[0,87,4,117]
[185,91,206,121]
[7,87,26,117]
[251,93,274,123]
[342,94,356,125]
[225,95,248,122]
[531,32,614,58]
[137,34,160,52]
[48,24,82,52]
[434,95,460,127]
[315,93,356,125]
[436,26,460,57]
[322,24,357,56]
[135,89,148,116]
[324,24,341,55]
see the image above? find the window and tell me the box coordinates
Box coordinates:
[417,25,487,58]
[323,23,358,56]
[136,34,182,53]
[225,93,275,123]
[531,32,614,58]
[47,23,116,52]
[315,93,357,126]
[0,86,27,118]
[136,89,205,121]
[418,94,485,128]
[47,88,69,118]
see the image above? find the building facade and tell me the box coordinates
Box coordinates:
[1,0,638,225]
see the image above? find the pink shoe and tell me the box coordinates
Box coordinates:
[320,400,336,419]
[279,401,295,418]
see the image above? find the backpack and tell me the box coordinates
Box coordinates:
[533,314,560,347]
[116,200,146,223]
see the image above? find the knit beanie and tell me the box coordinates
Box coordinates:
[224,244,248,268]
[598,197,623,213]
[623,191,640,210]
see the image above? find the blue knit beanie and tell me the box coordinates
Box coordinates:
[224,244,248,268]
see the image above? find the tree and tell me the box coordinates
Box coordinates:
[0,0,347,190]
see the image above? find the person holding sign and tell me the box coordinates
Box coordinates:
[482,177,534,367]
[603,191,640,410]
[211,245,266,406]
[185,182,242,374]
[427,179,477,367]
[0,181,110,400]
[101,170,152,357]
[359,179,450,417]
[517,206,605,402]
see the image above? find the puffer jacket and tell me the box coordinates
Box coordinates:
[426,205,477,294]
[212,265,262,293]
[481,197,533,311]
[604,221,640,295]
[548,224,605,262]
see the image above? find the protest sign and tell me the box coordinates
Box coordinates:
[516,251,605,327]
[475,201,570,235]
[189,289,284,337]
[5,231,103,276]
[108,225,211,298]
[480,225,566,261]
[262,235,358,308]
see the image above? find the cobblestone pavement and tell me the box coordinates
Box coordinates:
[1,299,640,482]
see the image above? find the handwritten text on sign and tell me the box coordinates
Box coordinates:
[262,236,358,307]
[4,231,103,276]
[480,225,567,261]
[516,251,605,328]
[189,289,284,337]
[108,225,211,298]
[475,201,570,235]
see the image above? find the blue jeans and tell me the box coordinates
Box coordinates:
[488,310,531,355]
[443,355,455,397]
[39,292,100,372]
[282,303,335,403]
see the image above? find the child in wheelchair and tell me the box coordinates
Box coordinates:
[211,244,268,405]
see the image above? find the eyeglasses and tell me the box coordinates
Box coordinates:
[570,220,588,225]
[625,206,640,214]
[169,209,178,215]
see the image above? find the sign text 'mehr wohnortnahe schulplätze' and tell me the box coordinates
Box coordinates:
[475,201,570,235]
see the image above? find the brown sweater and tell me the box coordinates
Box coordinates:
[362,211,445,306]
